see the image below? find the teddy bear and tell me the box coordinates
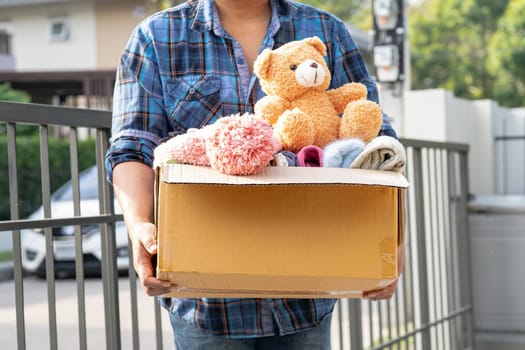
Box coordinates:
[153,113,281,176]
[253,36,383,154]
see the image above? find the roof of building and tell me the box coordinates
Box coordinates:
[0,0,79,7]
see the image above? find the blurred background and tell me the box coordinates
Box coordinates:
[0,1,524,349]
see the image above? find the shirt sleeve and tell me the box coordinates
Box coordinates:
[328,20,398,139]
[105,21,170,183]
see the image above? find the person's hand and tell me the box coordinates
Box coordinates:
[363,244,404,300]
[129,222,175,296]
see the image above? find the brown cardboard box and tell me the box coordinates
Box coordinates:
[155,164,408,298]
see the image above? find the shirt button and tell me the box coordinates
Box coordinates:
[237,58,245,65]
[189,88,195,94]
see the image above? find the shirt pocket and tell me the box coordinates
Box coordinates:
[164,75,221,132]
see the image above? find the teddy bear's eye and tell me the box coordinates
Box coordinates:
[290,64,297,71]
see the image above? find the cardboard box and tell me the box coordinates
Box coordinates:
[155,164,408,298]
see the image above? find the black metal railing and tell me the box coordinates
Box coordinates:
[0,101,474,349]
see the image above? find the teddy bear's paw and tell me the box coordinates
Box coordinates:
[254,95,288,126]
[328,82,368,112]
[341,82,368,101]
[339,100,382,144]
[274,108,315,153]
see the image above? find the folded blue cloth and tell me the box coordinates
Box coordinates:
[323,138,366,168]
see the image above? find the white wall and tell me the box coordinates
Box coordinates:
[401,89,497,195]
[497,108,525,194]
[383,89,524,196]
[3,2,97,71]
[470,100,499,195]
[378,86,404,137]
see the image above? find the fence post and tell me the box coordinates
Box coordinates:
[458,151,474,349]
[97,129,122,350]
[348,299,363,349]
[7,123,27,350]
[412,148,432,349]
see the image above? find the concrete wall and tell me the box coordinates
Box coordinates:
[496,107,525,194]
[0,54,15,71]
[382,88,525,196]
[0,0,158,71]
[2,2,97,71]
[94,1,157,70]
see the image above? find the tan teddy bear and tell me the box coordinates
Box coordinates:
[254,36,383,153]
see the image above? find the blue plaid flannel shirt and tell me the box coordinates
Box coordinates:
[105,0,396,338]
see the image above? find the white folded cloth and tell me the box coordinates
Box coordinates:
[350,136,406,173]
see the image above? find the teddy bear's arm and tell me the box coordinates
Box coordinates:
[254,95,290,125]
[327,82,368,114]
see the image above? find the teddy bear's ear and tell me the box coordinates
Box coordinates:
[304,36,326,56]
[253,48,273,80]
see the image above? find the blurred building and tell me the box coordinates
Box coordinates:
[0,0,160,109]
[0,0,372,109]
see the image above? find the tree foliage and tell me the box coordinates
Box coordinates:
[487,0,525,107]
[408,0,524,107]
[0,85,34,136]
[0,83,31,103]
[300,0,372,29]
[0,134,96,220]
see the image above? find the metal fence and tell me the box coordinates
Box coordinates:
[0,101,474,349]
[330,139,474,350]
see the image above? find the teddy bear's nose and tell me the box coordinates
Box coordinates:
[310,62,318,68]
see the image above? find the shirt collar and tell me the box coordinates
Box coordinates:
[191,0,295,35]
[191,0,213,32]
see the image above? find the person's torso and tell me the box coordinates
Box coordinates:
[144,0,343,136]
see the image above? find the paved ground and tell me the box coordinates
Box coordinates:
[0,231,12,251]
[0,276,174,350]
[0,230,14,281]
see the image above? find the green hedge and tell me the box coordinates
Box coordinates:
[0,83,31,103]
[0,130,97,220]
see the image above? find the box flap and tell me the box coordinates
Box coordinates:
[160,164,409,188]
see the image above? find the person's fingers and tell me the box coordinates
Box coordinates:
[130,223,155,277]
[142,275,174,296]
[130,222,175,296]
[133,222,158,254]
[365,243,405,300]
[363,280,398,300]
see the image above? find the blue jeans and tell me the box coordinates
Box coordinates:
[170,314,332,350]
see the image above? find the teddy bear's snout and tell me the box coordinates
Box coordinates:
[295,59,326,88]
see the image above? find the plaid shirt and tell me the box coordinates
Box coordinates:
[105,0,396,338]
